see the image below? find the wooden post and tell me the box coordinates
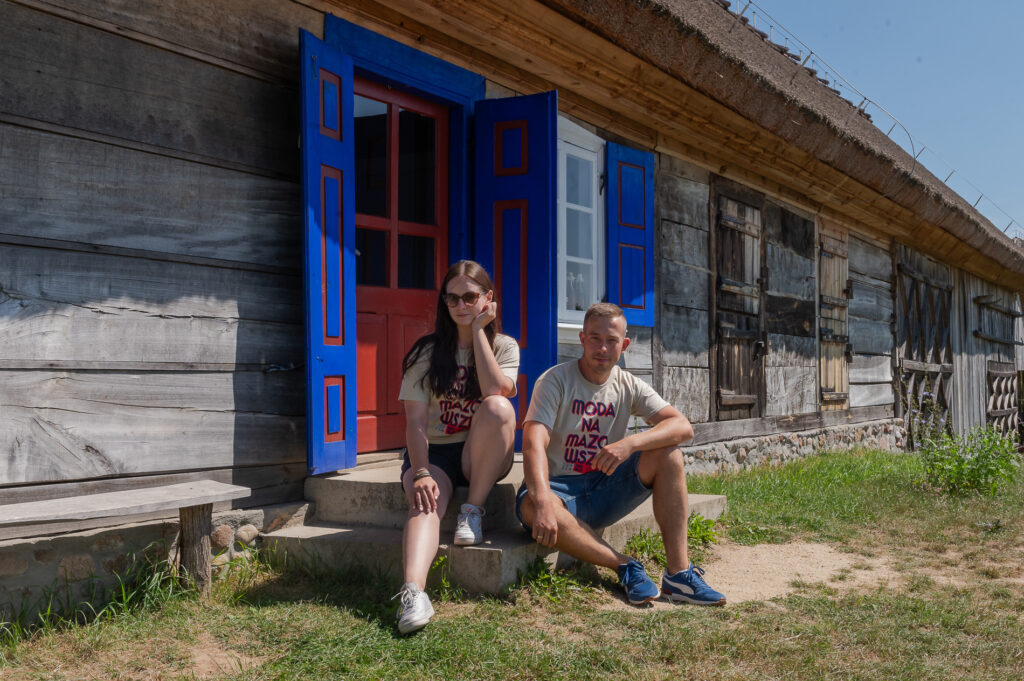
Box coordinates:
[179,503,213,595]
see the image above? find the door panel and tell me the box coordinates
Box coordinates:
[353,77,449,452]
[819,223,849,411]
[474,92,558,433]
[300,31,357,473]
[715,194,764,420]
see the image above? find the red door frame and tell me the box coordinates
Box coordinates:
[354,77,450,452]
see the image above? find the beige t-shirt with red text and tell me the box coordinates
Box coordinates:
[399,333,519,444]
[525,361,669,476]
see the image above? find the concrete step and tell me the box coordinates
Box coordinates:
[307,461,527,532]
[263,489,727,594]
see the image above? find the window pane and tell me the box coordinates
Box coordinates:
[356,228,387,286]
[566,154,592,207]
[354,96,388,217]
[566,208,593,259]
[398,108,436,224]
[566,262,595,312]
[398,234,435,290]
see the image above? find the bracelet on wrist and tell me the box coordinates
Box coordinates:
[413,468,433,481]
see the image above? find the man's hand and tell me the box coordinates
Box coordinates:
[472,301,497,332]
[531,496,560,547]
[591,438,634,475]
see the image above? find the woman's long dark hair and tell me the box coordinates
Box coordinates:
[402,260,499,400]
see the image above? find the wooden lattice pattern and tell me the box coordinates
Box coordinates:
[897,258,953,448]
[986,362,1019,437]
[901,368,952,447]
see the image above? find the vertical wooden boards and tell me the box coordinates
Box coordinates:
[818,221,849,411]
[763,203,816,416]
[986,360,1019,436]
[848,234,894,409]
[897,244,952,446]
[951,270,1023,435]
[656,167,711,421]
[714,189,764,420]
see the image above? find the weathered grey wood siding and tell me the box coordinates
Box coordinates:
[763,202,816,416]
[951,270,1022,434]
[656,156,711,423]
[848,235,895,408]
[0,0,321,505]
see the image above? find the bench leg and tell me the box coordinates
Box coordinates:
[179,503,213,595]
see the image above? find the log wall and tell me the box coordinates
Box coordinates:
[656,155,711,423]
[0,0,322,518]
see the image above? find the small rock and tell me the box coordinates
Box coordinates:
[736,448,747,464]
[33,549,57,564]
[92,534,124,552]
[210,524,234,551]
[58,554,94,582]
[235,524,259,546]
[102,554,128,575]
[0,554,30,579]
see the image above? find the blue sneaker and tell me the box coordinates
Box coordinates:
[661,564,726,606]
[617,559,659,605]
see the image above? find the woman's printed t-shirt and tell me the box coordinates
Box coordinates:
[525,361,669,477]
[399,333,520,444]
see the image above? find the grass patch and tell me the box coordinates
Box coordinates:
[3,448,1023,680]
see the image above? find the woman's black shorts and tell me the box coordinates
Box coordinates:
[400,441,513,488]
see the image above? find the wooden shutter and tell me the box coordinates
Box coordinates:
[300,31,357,473]
[713,191,764,420]
[473,92,558,432]
[606,142,655,326]
[818,222,849,411]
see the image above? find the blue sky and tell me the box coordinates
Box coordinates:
[748,1,1024,239]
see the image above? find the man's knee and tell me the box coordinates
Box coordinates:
[639,446,685,483]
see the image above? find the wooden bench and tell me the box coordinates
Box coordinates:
[0,480,250,593]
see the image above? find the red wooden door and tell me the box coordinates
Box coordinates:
[353,77,449,452]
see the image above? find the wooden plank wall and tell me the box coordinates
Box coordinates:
[848,234,895,408]
[951,270,1022,434]
[897,244,953,446]
[656,156,712,423]
[763,203,816,416]
[0,0,325,507]
[818,220,849,411]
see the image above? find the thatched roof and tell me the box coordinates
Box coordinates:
[543,0,1024,281]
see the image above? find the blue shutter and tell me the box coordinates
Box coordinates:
[474,92,558,434]
[606,142,655,326]
[300,31,357,473]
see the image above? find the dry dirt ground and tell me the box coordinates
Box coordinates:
[598,539,901,611]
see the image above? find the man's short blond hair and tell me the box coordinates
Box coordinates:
[583,302,626,330]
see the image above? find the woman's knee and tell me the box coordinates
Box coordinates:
[475,394,516,425]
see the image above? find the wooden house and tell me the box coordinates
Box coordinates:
[2,0,1023,603]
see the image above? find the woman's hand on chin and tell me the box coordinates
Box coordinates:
[472,301,497,332]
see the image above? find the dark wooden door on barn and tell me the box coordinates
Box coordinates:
[352,77,449,452]
[713,191,765,420]
[896,245,953,449]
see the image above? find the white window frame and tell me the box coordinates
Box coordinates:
[557,116,605,335]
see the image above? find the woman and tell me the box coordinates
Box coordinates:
[394,260,519,634]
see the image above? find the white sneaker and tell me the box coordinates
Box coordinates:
[394,582,434,634]
[453,503,485,546]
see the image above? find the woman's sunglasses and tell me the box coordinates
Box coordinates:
[443,291,483,307]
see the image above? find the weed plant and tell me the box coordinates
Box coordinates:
[918,426,1020,496]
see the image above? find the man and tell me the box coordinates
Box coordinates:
[516,303,726,605]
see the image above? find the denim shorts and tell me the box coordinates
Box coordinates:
[515,451,652,530]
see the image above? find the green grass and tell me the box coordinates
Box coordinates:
[3,448,1023,680]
